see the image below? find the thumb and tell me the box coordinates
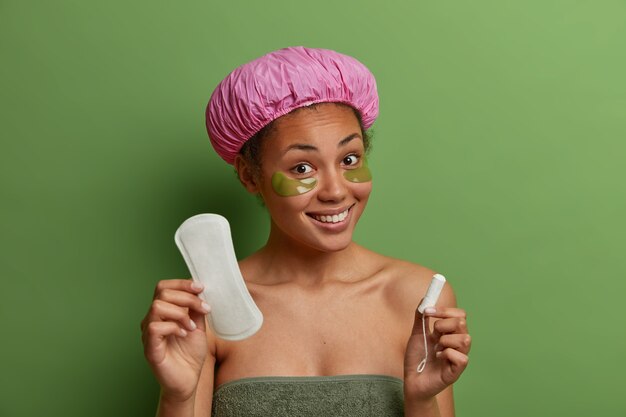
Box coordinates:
[410,297,428,335]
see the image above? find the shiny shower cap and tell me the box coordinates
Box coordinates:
[205,46,379,164]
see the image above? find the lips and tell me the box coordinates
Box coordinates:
[306,204,354,224]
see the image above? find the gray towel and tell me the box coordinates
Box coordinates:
[212,374,404,417]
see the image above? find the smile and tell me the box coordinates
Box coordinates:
[307,205,353,224]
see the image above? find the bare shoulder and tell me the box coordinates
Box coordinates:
[360,247,458,310]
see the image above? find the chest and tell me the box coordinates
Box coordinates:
[214,284,412,384]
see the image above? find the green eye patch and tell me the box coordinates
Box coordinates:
[271,172,317,196]
[343,160,372,183]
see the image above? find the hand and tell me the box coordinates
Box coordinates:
[403,301,471,401]
[140,279,211,401]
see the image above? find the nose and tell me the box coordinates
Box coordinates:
[316,168,348,203]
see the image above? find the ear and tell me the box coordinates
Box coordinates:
[233,154,259,194]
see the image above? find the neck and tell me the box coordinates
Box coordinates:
[254,220,365,286]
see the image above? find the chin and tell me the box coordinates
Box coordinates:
[275,221,356,254]
[268,198,368,253]
[306,236,353,253]
[301,219,361,253]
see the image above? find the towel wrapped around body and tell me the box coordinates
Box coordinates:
[212,374,405,417]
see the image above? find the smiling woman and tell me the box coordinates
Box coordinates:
[140,46,472,417]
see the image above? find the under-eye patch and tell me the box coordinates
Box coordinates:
[343,160,372,183]
[271,172,317,196]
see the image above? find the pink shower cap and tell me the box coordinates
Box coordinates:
[205,46,379,164]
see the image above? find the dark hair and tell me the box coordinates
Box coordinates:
[238,102,373,180]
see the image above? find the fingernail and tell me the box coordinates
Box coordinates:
[425,307,436,314]
[179,328,187,337]
[191,282,204,291]
[436,350,443,357]
[189,320,197,330]
[201,302,211,313]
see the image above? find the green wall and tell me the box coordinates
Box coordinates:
[2,1,625,416]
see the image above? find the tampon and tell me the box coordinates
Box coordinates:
[418,274,446,314]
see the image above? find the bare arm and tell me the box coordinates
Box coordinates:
[141,279,217,417]
[155,338,217,417]
[192,329,218,417]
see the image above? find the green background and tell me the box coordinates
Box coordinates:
[1,1,625,416]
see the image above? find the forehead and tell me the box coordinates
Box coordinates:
[268,103,361,144]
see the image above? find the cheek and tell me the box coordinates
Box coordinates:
[351,182,373,201]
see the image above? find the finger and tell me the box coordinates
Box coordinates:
[153,279,204,298]
[410,298,430,335]
[190,308,207,332]
[143,321,187,362]
[143,320,188,343]
[158,288,211,315]
[424,306,466,319]
[435,348,469,383]
[148,299,199,331]
[435,334,472,354]
[432,317,469,341]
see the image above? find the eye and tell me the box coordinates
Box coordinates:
[342,154,360,166]
[292,163,313,175]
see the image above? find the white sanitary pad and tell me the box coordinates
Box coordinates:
[175,213,263,340]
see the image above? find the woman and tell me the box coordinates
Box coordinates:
[141,46,471,417]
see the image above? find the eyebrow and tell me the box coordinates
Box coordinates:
[282,133,361,155]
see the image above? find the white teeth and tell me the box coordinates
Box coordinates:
[312,208,350,224]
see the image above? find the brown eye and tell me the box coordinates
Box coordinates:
[293,164,313,174]
[343,155,359,166]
